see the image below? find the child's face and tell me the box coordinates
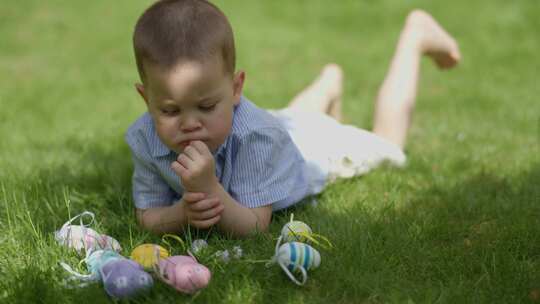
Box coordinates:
[136,58,244,154]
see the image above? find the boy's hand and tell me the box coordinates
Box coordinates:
[182,192,224,229]
[171,141,218,193]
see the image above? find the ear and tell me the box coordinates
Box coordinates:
[135,83,149,107]
[232,70,245,106]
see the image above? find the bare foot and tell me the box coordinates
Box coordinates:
[405,9,461,69]
[317,63,344,110]
[288,63,343,116]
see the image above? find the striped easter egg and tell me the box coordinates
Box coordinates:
[277,242,321,273]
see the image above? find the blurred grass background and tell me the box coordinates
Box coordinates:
[0,0,539,303]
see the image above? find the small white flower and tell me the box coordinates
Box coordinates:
[232,246,243,259]
[214,250,230,263]
[191,239,208,254]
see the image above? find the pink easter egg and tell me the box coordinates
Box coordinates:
[158,255,211,294]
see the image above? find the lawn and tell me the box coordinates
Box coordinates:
[0,0,539,303]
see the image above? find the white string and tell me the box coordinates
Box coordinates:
[77,212,95,255]
[59,261,94,282]
[265,235,283,268]
[62,211,95,229]
[58,247,100,286]
[273,236,308,286]
[153,246,172,285]
[57,211,96,253]
[278,261,307,286]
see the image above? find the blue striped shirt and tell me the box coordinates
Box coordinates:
[125,96,312,211]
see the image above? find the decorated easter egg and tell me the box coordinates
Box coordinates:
[281,221,313,242]
[277,241,321,273]
[130,244,169,270]
[55,211,122,253]
[158,255,211,294]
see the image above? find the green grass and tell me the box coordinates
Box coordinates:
[1,0,539,303]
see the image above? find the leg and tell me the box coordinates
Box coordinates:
[288,63,344,122]
[372,10,461,149]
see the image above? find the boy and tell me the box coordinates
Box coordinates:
[126,0,461,237]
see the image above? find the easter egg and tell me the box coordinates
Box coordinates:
[281,221,312,242]
[130,244,169,270]
[277,241,321,272]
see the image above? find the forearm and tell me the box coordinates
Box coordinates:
[136,201,187,234]
[209,183,271,237]
[169,140,271,236]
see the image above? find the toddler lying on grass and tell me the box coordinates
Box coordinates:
[126,0,461,237]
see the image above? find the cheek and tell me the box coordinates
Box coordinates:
[208,110,232,135]
[155,117,178,139]
[200,111,232,151]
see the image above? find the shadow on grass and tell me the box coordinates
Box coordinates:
[2,134,162,303]
[311,162,540,302]
[4,134,289,303]
[6,130,539,303]
[18,134,136,234]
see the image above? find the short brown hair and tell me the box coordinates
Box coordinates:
[133,0,236,81]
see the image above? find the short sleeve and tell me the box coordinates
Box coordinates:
[229,127,309,208]
[125,130,177,209]
[130,153,176,209]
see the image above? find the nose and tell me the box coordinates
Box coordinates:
[180,115,202,133]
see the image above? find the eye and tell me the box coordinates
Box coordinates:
[199,104,216,112]
[160,108,179,116]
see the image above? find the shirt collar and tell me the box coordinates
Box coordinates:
[213,135,229,159]
[150,134,171,157]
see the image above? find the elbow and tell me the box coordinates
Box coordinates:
[251,206,272,234]
[252,207,272,233]
[234,225,268,239]
[135,209,149,229]
[135,208,160,234]
[256,217,271,233]
[225,215,271,239]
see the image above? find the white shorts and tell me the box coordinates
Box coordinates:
[269,108,406,194]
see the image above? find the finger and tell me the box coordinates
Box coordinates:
[177,153,195,169]
[182,145,201,161]
[188,197,221,212]
[190,141,214,168]
[188,204,224,221]
[190,215,221,229]
[190,140,211,157]
[171,161,188,177]
[182,192,206,203]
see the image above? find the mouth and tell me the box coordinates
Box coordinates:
[179,140,193,148]
[178,138,209,149]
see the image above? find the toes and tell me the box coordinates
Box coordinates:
[451,47,462,62]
